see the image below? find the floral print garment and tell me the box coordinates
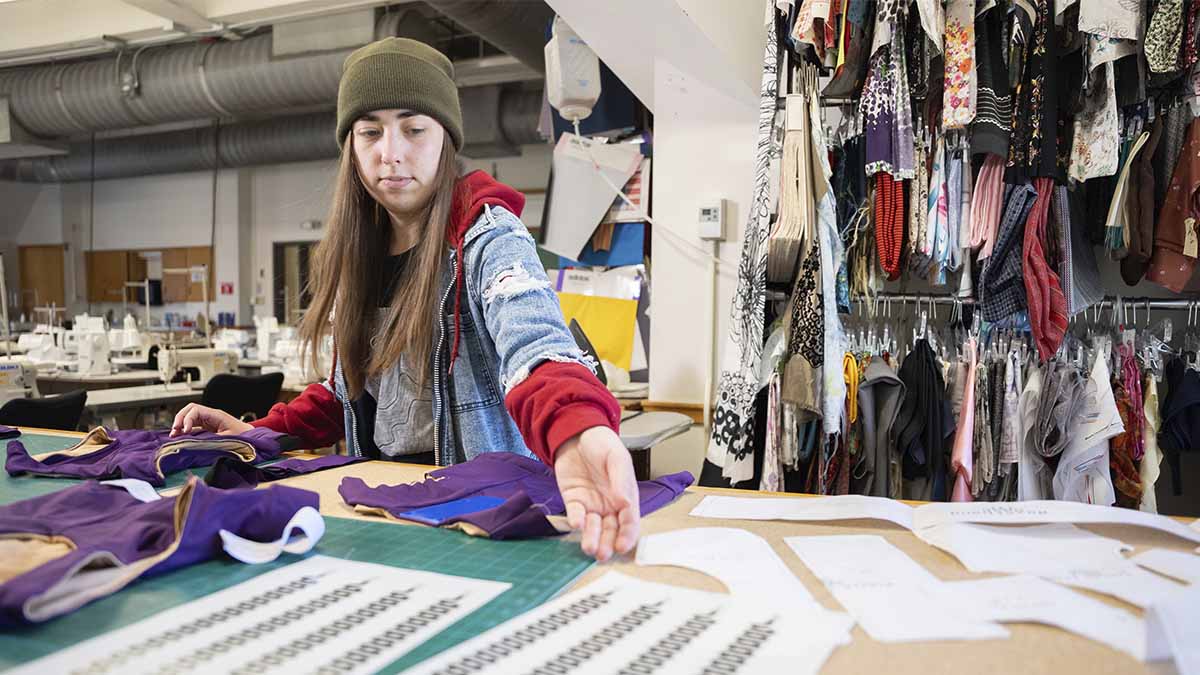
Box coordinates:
[943,0,978,129]
[1069,62,1120,183]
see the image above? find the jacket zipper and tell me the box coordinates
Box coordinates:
[333,363,361,458]
[432,254,458,466]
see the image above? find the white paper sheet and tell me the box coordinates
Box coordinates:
[636,527,819,608]
[409,572,855,675]
[945,576,1148,661]
[543,133,643,260]
[1132,549,1200,584]
[915,522,1132,575]
[8,555,510,675]
[690,494,916,529]
[915,521,1184,607]
[1054,356,1122,505]
[911,501,1200,546]
[1046,565,1185,609]
[784,535,1008,643]
[1146,583,1200,673]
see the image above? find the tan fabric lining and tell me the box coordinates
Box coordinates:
[22,480,197,623]
[155,439,257,479]
[0,534,77,585]
[31,427,113,460]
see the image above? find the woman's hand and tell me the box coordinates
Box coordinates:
[553,426,640,562]
[169,403,254,437]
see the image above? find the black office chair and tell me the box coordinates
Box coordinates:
[201,373,284,422]
[0,390,88,431]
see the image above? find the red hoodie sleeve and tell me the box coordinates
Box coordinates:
[505,361,621,466]
[252,382,345,450]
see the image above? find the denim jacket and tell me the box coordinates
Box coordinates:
[328,204,595,465]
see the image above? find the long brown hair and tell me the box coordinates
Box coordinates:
[300,135,460,397]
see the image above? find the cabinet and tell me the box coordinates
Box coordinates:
[86,250,129,303]
[87,246,213,305]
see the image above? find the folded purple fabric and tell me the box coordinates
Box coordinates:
[205,454,366,489]
[0,425,19,439]
[0,477,318,626]
[5,427,291,487]
[338,452,694,539]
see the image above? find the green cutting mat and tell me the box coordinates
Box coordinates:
[1,434,282,505]
[0,515,593,672]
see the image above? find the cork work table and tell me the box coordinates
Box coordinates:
[8,435,1192,675]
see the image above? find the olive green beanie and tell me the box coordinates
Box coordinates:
[335,37,464,150]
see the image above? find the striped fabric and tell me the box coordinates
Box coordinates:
[1022,177,1068,361]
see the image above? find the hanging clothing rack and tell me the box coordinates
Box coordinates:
[855,293,1200,311]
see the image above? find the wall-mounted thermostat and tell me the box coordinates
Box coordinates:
[698,199,727,241]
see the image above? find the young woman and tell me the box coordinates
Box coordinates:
[170,37,639,561]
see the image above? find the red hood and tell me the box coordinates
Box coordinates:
[448,171,526,247]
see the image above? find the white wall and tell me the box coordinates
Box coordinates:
[548,0,766,477]
[80,169,241,323]
[249,159,336,318]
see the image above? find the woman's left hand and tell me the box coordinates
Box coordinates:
[553,426,640,562]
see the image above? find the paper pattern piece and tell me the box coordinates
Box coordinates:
[916,521,1184,607]
[1146,583,1200,672]
[945,576,1148,661]
[409,572,855,675]
[8,555,510,675]
[784,535,1008,643]
[636,527,820,608]
[690,494,916,529]
[692,495,1200,546]
[915,522,1132,575]
[1132,549,1200,584]
[1047,565,1184,609]
[543,133,642,260]
[911,501,1200,545]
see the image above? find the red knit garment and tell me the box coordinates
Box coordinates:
[1022,177,1068,361]
[875,173,906,280]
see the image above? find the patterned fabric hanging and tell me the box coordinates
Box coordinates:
[706,6,781,484]
[942,0,978,129]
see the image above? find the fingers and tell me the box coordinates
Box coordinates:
[580,512,602,558]
[169,404,195,437]
[613,502,640,555]
[596,513,619,562]
[564,500,586,532]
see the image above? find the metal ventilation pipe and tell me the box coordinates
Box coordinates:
[0,87,544,182]
[0,1,549,139]
[422,1,554,72]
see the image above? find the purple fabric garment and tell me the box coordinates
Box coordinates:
[338,452,695,539]
[5,427,290,487]
[204,454,365,490]
[0,477,318,626]
[0,425,19,439]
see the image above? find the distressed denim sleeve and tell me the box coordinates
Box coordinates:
[475,216,596,393]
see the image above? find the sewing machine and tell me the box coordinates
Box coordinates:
[157,347,239,385]
[213,328,252,358]
[0,357,40,401]
[75,316,111,376]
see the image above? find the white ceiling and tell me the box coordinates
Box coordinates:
[0,0,410,66]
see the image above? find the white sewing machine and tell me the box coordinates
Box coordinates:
[108,313,143,353]
[157,347,239,385]
[213,328,252,358]
[253,316,281,362]
[72,316,111,376]
[0,357,40,402]
[262,334,330,387]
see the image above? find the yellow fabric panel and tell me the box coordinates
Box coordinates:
[556,292,638,371]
